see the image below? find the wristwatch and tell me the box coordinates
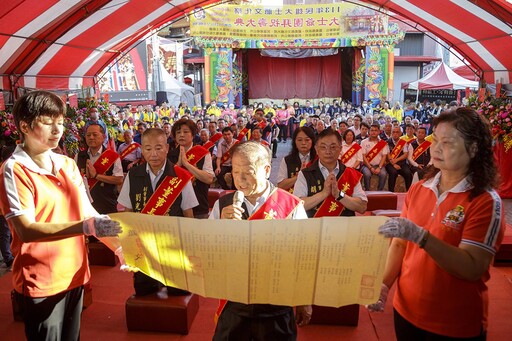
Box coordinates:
[336,191,345,201]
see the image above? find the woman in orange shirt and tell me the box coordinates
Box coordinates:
[0,91,121,340]
[369,108,506,339]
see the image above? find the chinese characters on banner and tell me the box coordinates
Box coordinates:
[191,3,390,45]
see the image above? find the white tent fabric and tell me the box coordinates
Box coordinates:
[159,64,195,109]
[405,63,479,90]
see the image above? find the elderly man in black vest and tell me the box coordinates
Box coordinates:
[117,128,198,296]
[209,141,312,340]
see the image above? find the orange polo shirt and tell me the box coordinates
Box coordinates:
[394,173,505,337]
[0,146,90,297]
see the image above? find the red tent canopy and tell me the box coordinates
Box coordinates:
[0,0,510,91]
[402,63,479,90]
[452,65,480,81]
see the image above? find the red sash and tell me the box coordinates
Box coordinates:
[388,137,408,160]
[285,156,318,194]
[203,132,223,151]
[236,127,249,141]
[412,139,432,161]
[88,149,119,190]
[340,143,362,165]
[214,188,301,323]
[185,145,209,166]
[365,139,387,164]
[313,168,362,217]
[220,141,239,164]
[119,142,140,160]
[140,165,193,215]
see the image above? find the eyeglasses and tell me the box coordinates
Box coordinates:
[317,144,340,152]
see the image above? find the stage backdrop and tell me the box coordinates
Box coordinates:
[247,49,343,100]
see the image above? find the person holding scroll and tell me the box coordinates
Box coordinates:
[369,108,506,340]
[209,141,312,340]
[169,118,214,219]
[293,129,367,218]
[0,90,121,340]
[117,128,198,296]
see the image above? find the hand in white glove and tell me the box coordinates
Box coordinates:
[83,215,122,238]
[366,283,389,313]
[378,217,427,244]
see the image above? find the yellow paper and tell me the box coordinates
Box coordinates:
[110,213,389,307]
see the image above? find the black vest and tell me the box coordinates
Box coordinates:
[301,160,355,218]
[76,148,117,214]
[168,146,209,216]
[127,160,183,216]
[284,154,302,179]
[410,140,431,167]
[387,139,408,168]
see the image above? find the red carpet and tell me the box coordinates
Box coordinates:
[1,263,512,340]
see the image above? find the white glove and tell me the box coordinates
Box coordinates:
[83,215,122,238]
[378,217,427,244]
[366,283,389,313]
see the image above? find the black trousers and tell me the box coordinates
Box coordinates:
[394,309,486,341]
[213,305,296,341]
[216,165,233,190]
[386,164,413,192]
[23,286,84,341]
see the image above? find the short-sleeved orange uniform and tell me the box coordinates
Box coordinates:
[0,147,90,297]
[395,173,505,338]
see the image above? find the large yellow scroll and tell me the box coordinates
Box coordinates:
[110,213,388,307]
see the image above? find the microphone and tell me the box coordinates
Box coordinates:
[233,190,244,208]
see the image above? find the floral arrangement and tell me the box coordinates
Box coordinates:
[0,111,20,147]
[62,97,120,157]
[1,97,120,157]
[470,96,512,152]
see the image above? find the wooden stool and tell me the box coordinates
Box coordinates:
[87,241,118,267]
[365,191,398,212]
[310,305,359,326]
[125,290,199,334]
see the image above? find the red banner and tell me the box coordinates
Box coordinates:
[119,142,140,160]
[88,149,119,190]
[365,140,387,164]
[0,92,5,110]
[314,168,362,217]
[412,140,432,161]
[141,165,193,215]
[203,132,223,151]
[388,137,408,160]
[340,143,362,165]
[186,145,209,166]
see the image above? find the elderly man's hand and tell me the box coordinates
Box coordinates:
[295,305,312,326]
[220,205,244,220]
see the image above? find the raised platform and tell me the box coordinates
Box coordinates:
[125,290,199,334]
